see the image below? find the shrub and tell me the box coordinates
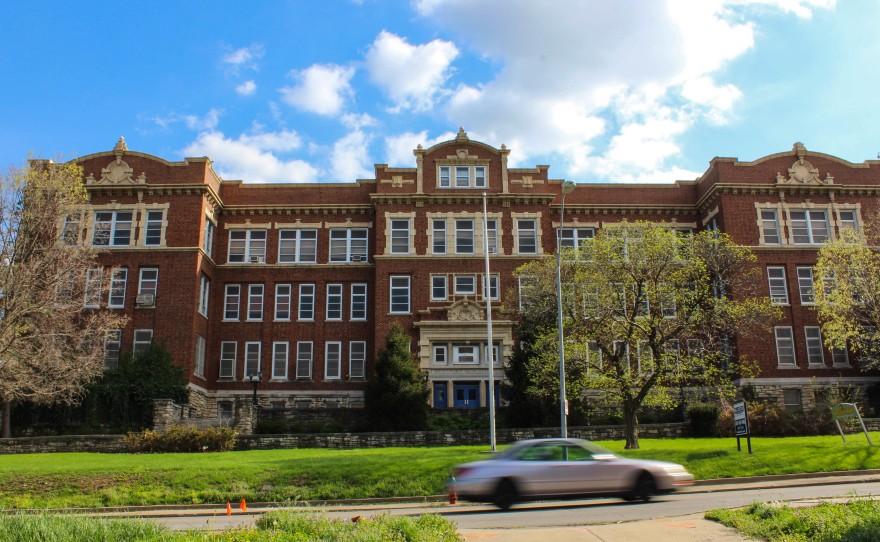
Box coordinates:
[687,403,720,437]
[125,424,236,453]
[717,401,837,437]
[428,412,485,431]
[255,418,289,434]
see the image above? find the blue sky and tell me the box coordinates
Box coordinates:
[2,0,877,184]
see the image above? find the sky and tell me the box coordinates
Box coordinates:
[2,0,878,184]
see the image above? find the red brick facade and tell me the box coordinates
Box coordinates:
[70,134,880,415]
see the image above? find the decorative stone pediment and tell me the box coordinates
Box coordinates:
[776,158,833,186]
[447,299,484,322]
[88,137,146,185]
[380,175,414,188]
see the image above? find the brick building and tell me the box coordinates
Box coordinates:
[67,131,880,417]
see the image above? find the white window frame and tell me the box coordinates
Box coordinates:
[194,335,206,377]
[775,327,797,367]
[296,341,313,379]
[203,218,215,258]
[483,274,499,301]
[224,284,241,321]
[219,341,237,379]
[62,213,81,245]
[389,219,411,255]
[228,229,267,263]
[278,229,318,263]
[84,268,102,308]
[486,218,498,254]
[272,341,289,380]
[767,266,789,305]
[454,274,476,296]
[390,275,410,314]
[431,275,447,301]
[351,283,367,321]
[453,344,479,365]
[144,210,164,246]
[325,341,342,380]
[789,209,829,245]
[797,267,815,305]
[198,274,210,317]
[433,344,448,365]
[805,326,825,366]
[244,341,261,377]
[517,219,538,254]
[103,329,122,368]
[275,284,292,321]
[838,210,859,237]
[432,219,447,254]
[329,229,368,263]
[559,228,595,250]
[831,344,850,367]
[133,329,153,355]
[437,165,487,189]
[760,209,781,244]
[138,268,159,297]
[455,219,474,254]
[247,284,264,321]
[349,341,366,379]
[108,268,127,308]
[326,283,343,321]
[298,284,315,320]
[92,210,133,246]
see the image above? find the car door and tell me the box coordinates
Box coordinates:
[555,444,622,495]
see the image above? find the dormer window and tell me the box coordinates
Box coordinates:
[438,165,487,189]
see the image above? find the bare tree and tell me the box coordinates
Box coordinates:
[0,160,124,437]
[514,222,779,449]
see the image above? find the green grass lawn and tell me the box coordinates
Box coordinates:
[0,434,878,509]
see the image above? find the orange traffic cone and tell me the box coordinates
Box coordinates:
[351,515,362,523]
[226,502,232,516]
[240,499,248,512]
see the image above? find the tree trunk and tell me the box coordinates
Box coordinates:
[1,397,10,439]
[623,400,639,449]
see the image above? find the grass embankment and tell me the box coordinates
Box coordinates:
[706,499,880,542]
[1,434,877,509]
[0,511,462,541]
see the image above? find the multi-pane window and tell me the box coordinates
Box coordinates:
[198,275,210,317]
[219,342,236,379]
[767,266,789,304]
[298,284,315,320]
[247,284,264,321]
[133,329,153,356]
[774,327,797,366]
[790,210,829,244]
[438,165,487,188]
[485,219,498,254]
[325,342,342,380]
[103,329,121,369]
[455,220,474,254]
[244,342,261,377]
[432,219,447,254]
[586,341,603,371]
[831,345,850,367]
[224,284,241,320]
[390,219,410,254]
[144,210,164,246]
[483,274,499,300]
[783,389,802,412]
[559,228,595,250]
[139,268,158,296]
[433,344,447,365]
[351,284,367,320]
[517,219,537,254]
[278,229,318,263]
[84,268,102,308]
[93,211,133,246]
[454,275,476,296]
[272,342,289,380]
[228,229,267,263]
[62,214,81,245]
[796,267,815,304]
[350,341,366,379]
[275,284,292,321]
[431,275,447,300]
[838,210,859,236]
[330,229,368,262]
[518,275,538,310]
[805,326,825,366]
[326,284,343,321]
[203,219,215,258]
[109,268,127,308]
[296,341,313,379]
[194,335,206,377]
[453,345,479,364]
[390,276,410,314]
[760,210,781,244]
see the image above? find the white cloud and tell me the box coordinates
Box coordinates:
[184,108,223,131]
[413,0,833,182]
[235,80,257,96]
[366,31,459,112]
[223,44,265,73]
[383,130,456,166]
[183,130,319,183]
[280,64,355,116]
[330,130,373,181]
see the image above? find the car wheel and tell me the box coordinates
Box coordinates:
[493,479,518,511]
[629,472,656,502]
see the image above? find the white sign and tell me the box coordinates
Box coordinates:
[733,401,749,437]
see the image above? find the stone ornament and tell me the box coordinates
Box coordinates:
[89,136,146,185]
[448,299,484,321]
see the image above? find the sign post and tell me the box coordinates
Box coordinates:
[733,400,752,453]
[830,403,872,445]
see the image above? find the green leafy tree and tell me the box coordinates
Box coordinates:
[814,228,880,368]
[90,342,189,430]
[365,323,429,431]
[515,221,779,449]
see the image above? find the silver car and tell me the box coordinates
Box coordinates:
[446,438,694,510]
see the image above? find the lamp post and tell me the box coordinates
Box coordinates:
[248,371,262,406]
[556,180,576,438]
[482,192,497,451]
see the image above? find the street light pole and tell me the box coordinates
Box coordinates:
[482,192,497,452]
[556,180,576,438]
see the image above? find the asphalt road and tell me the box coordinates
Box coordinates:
[146,476,880,532]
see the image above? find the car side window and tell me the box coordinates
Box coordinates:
[564,445,593,461]
[518,444,563,461]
